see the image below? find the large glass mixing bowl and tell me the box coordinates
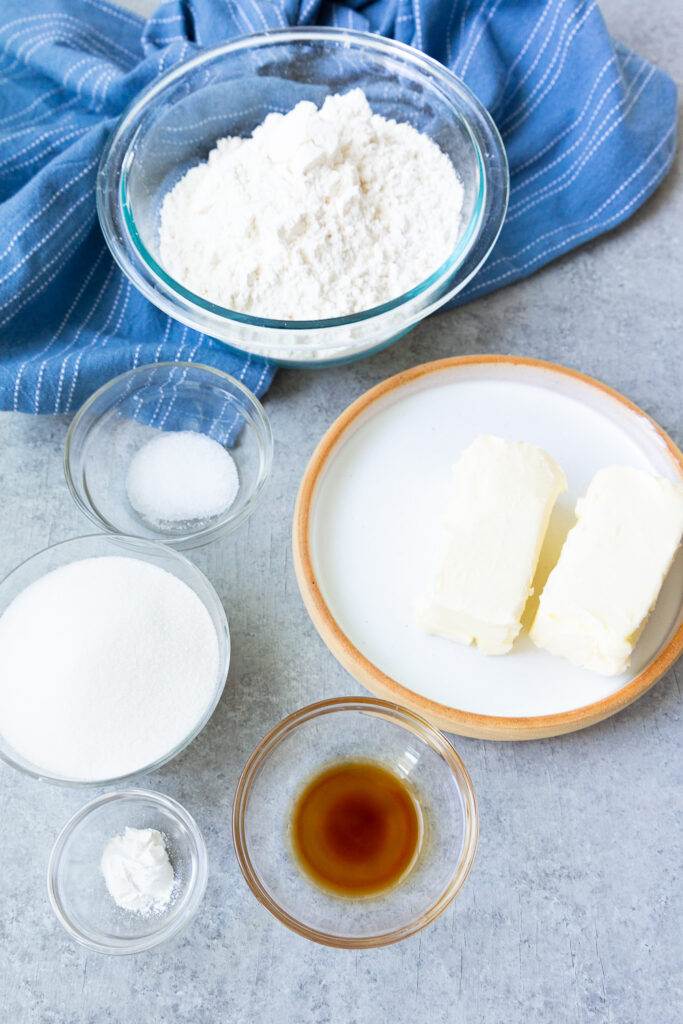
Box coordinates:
[98,28,508,367]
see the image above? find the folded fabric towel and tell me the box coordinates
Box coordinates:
[0,0,676,414]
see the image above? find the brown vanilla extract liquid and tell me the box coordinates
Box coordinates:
[291,760,422,898]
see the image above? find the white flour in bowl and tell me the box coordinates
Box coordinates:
[159,89,464,321]
[0,556,220,781]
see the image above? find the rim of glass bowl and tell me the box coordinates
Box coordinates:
[47,789,209,955]
[63,361,274,548]
[232,696,479,949]
[0,534,230,786]
[97,28,508,360]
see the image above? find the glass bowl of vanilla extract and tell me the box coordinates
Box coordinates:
[232,697,478,948]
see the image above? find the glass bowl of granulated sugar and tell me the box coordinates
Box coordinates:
[0,534,230,786]
[65,362,273,550]
[98,27,508,368]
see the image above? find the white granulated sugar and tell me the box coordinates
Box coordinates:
[101,827,175,915]
[159,89,464,321]
[126,430,239,524]
[0,557,220,781]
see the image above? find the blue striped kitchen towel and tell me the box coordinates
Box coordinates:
[0,0,676,414]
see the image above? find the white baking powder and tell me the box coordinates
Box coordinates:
[101,827,175,915]
[126,430,239,524]
[159,89,464,320]
[0,557,220,780]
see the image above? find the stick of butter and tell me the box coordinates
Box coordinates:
[416,435,567,655]
[530,466,683,675]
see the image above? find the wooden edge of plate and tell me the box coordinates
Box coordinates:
[292,354,683,741]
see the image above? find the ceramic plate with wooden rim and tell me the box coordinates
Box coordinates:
[293,356,683,740]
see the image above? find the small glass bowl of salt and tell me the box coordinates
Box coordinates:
[48,790,208,954]
[64,362,273,549]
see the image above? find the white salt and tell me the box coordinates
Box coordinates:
[0,556,220,780]
[126,430,239,525]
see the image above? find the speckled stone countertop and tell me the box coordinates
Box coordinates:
[1,2,681,1021]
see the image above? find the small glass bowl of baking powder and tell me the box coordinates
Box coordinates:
[48,790,208,955]
[65,362,273,549]
[98,28,508,367]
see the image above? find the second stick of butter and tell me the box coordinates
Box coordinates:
[416,435,567,655]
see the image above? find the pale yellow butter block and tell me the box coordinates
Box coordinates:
[417,435,567,655]
[530,466,683,676]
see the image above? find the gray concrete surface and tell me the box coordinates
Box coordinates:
[1,2,681,1022]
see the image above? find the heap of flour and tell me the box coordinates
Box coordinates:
[159,89,464,321]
